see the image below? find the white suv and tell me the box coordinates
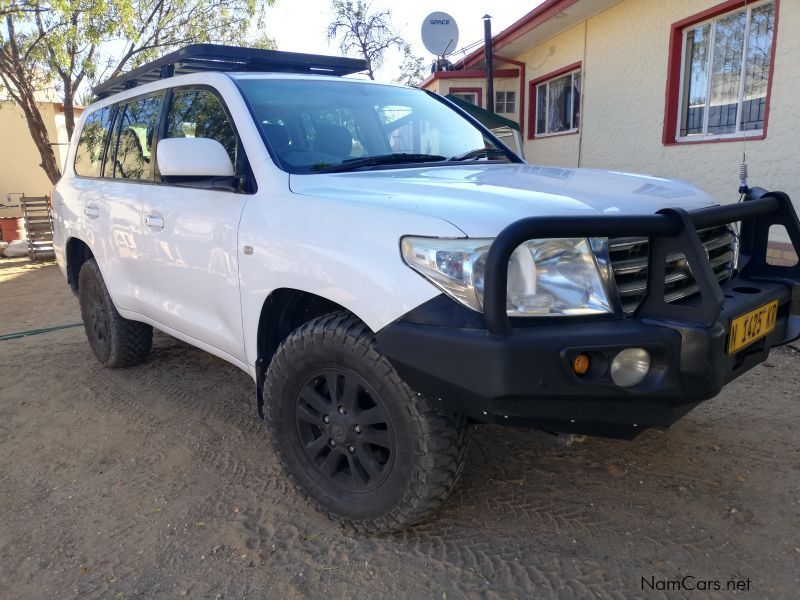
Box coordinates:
[53,45,800,532]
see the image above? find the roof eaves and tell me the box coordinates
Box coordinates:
[458,0,580,68]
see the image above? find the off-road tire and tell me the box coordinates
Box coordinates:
[263,312,468,533]
[78,259,152,368]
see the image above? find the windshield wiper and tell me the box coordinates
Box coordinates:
[312,153,446,173]
[448,147,509,161]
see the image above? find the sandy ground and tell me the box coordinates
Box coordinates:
[0,258,799,599]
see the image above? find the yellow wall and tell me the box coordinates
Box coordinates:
[517,20,588,168]
[434,76,521,120]
[526,0,799,207]
[0,101,75,218]
[578,0,798,207]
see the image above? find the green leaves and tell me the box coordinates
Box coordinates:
[0,0,274,183]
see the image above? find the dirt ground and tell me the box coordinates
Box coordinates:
[0,258,799,599]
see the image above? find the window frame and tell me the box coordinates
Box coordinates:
[448,87,482,108]
[663,0,780,146]
[106,90,166,183]
[73,85,254,193]
[494,91,517,115]
[527,62,582,140]
[157,84,255,193]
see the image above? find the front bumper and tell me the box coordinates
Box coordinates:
[376,191,800,438]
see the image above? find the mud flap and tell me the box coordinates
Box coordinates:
[255,356,266,419]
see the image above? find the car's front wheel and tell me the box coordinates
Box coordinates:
[78,259,153,368]
[263,312,468,533]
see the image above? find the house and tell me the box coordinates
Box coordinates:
[421,0,798,262]
[0,97,81,219]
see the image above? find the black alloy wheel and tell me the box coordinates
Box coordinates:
[77,259,153,367]
[264,311,469,533]
[295,369,394,492]
[83,273,113,356]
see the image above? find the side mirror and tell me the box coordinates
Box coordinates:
[157,137,234,178]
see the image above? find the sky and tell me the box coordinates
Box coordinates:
[256,1,542,81]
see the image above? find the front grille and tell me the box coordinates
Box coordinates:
[609,225,737,314]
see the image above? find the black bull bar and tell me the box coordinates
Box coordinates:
[483,190,800,336]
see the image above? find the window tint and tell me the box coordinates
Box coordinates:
[74,107,113,177]
[111,94,162,181]
[166,90,238,168]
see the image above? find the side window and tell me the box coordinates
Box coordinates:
[165,90,238,169]
[74,107,112,177]
[111,94,162,181]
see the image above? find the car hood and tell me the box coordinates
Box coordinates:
[289,163,718,237]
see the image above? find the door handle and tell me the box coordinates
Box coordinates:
[84,204,99,219]
[144,214,164,229]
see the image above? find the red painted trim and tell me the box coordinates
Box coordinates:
[527,62,582,139]
[662,0,780,146]
[427,68,519,80]
[462,0,579,68]
[421,68,519,88]
[664,133,767,147]
[493,54,526,134]
[448,87,483,108]
[528,61,582,89]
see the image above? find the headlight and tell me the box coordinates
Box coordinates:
[401,237,612,316]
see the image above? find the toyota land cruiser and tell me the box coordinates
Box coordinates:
[52,45,800,533]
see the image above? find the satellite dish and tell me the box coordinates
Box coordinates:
[421,12,459,57]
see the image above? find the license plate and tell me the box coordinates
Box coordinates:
[726,300,779,354]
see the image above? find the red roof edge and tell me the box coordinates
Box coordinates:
[461,0,580,68]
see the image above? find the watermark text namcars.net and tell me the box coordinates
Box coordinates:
[642,576,752,593]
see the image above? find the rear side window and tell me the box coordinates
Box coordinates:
[109,94,163,181]
[165,90,238,169]
[74,107,112,177]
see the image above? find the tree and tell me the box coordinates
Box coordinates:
[1,0,272,185]
[326,0,404,81]
[395,44,426,87]
[0,8,62,182]
[0,1,38,18]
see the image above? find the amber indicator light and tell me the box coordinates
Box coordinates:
[572,353,590,375]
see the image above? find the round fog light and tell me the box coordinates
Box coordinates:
[610,348,651,387]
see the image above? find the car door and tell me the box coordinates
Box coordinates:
[140,87,250,361]
[79,94,163,315]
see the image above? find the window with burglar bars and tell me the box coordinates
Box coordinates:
[533,68,581,137]
[495,91,516,114]
[678,0,775,140]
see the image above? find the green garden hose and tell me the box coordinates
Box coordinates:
[0,322,83,341]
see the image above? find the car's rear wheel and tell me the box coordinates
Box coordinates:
[78,259,153,368]
[264,312,468,533]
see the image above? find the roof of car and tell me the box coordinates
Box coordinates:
[92,44,368,99]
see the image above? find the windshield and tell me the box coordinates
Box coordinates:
[235,77,511,174]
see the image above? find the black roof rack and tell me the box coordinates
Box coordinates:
[92,44,368,99]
